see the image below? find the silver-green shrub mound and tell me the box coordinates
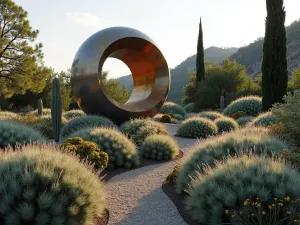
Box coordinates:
[0,121,45,148]
[61,115,116,137]
[199,111,224,121]
[0,111,18,120]
[251,111,277,127]
[215,117,239,133]
[32,108,51,116]
[173,113,184,121]
[185,113,198,119]
[186,155,300,224]
[0,144,106,225]
[120,118,168,146]
[140,134,179,161]
[160,102,186,117]
[176,127,288,194]
[63,110,86,120]
[176,117,218,139]
[183,102,196,113]
[236,116,253,127]
[223,95,262,117]
[69,127,139,169]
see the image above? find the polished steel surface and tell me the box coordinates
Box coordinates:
[71,26,170,124]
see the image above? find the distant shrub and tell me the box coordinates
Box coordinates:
[140,134,179,161]
[160,102,186,117]
[198,111,224,120]
[215,117,239,133]
[160,114,172,123]
[69,127,139,169]
[166,164,181,185]
[176,127,288,194]
[251,111,277,127]
[186,155,300,224]
[231,111,247,120]
[63,110,86,120]
[223,96,262,117]
[0,143,107,224]
[184,102,197,113]
[61,115,116,137]
[236,116,253,127]
[176,117,218,139]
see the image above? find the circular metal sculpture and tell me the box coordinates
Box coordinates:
[71,26,170,124]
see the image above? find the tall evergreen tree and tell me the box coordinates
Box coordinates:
[262,0,288,110]
[196,17,205,82]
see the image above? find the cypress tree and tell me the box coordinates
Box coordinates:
[262,0,288,110]
[196,17,205,82]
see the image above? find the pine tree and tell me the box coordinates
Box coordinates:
[262,0,288,110]
[196,17,205,82]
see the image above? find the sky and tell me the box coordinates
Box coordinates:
[14,0,300,78]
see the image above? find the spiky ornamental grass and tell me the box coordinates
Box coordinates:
[175,127,288,194]
[251,111,277,127]
[0,143,107,225]
[0,121,45,148]
[237,116,253,127]
[63,110,86,121]
[176,117,218,139]
[140,134,179,161]
[223,96,262,117]
[159,102,186,117]
[198,111,224,121]
[0,111,19,121]
[69,127,139,169]
[184,102,197,113]
[215,117,239,133]
[186,155,300,225]
[61,115,116,137]
[120,118,168,146]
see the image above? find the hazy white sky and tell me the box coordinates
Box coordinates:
[14,0,300,78]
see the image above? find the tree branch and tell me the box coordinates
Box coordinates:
[0,34,19,58]
[0,74,15,81]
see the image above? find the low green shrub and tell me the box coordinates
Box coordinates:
[120,118,168,146]
[160,102,186,117]
[186,155,300,224]
[184,102,197,113]
[63,110,86,120]
[69,127,139,169]
[176,127,288,194]
[198,111,224,121]
[172,113,184,120]
[215,117,239,133]
[0,143,107,224]
[140,134,179,160]
[176,117,218,139]
[0,121,45,148]
[231,111,247,120]
[61,115,116,137]
[236,116,253,127]
[160,114,172,123]
[166,164,181,185]
[223,96,262,117]
[281,149,300,171]
[251,111,277,127]
[61,137,109,170]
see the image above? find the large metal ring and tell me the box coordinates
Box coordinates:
[71,26,170,124]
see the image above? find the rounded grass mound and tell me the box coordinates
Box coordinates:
[198,111,224,121]
[61,115,116,137]
[176,127,288,194]
[176,117,218,139]
[215,117,239,133]
[63,110,86,120]
[236,116,253,127]
[0,144,106,224]
[69,127,139,169]
[0,111,18,120]
[186,155,300,224]
[32,108,51,116]
[140,134,179,161]
[120,118,168,146]
[160,102,186,117]
[0,121,45,148]
[183,102,196,113]
[251,111,277,127]
[223,96,262,117]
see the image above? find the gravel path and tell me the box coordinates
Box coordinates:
[106,124,199,225]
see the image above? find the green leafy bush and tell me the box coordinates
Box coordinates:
[160,114,172,123]
[166,164,181,185]
[61,137,109,170]
[160,102,186,117]
[184,102,197,113]
[63,110,86,120]
[186,155,300,224]
[69,127,139,169]
[0,121,45,148]
[215,117,239,133]
[120,118,168,146]
[223,96,262,117]
[199,111,224,120]
[61,115,116,137]
[251,111,277,127]
[176,117,218,139]
[0,143,107,224]
[176,127,288,194]
[231,111,247,120]
[0,111,18,120]
[236,116,253,127]
[140,134,179,161]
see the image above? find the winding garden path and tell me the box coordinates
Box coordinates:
[106,124,198,225]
